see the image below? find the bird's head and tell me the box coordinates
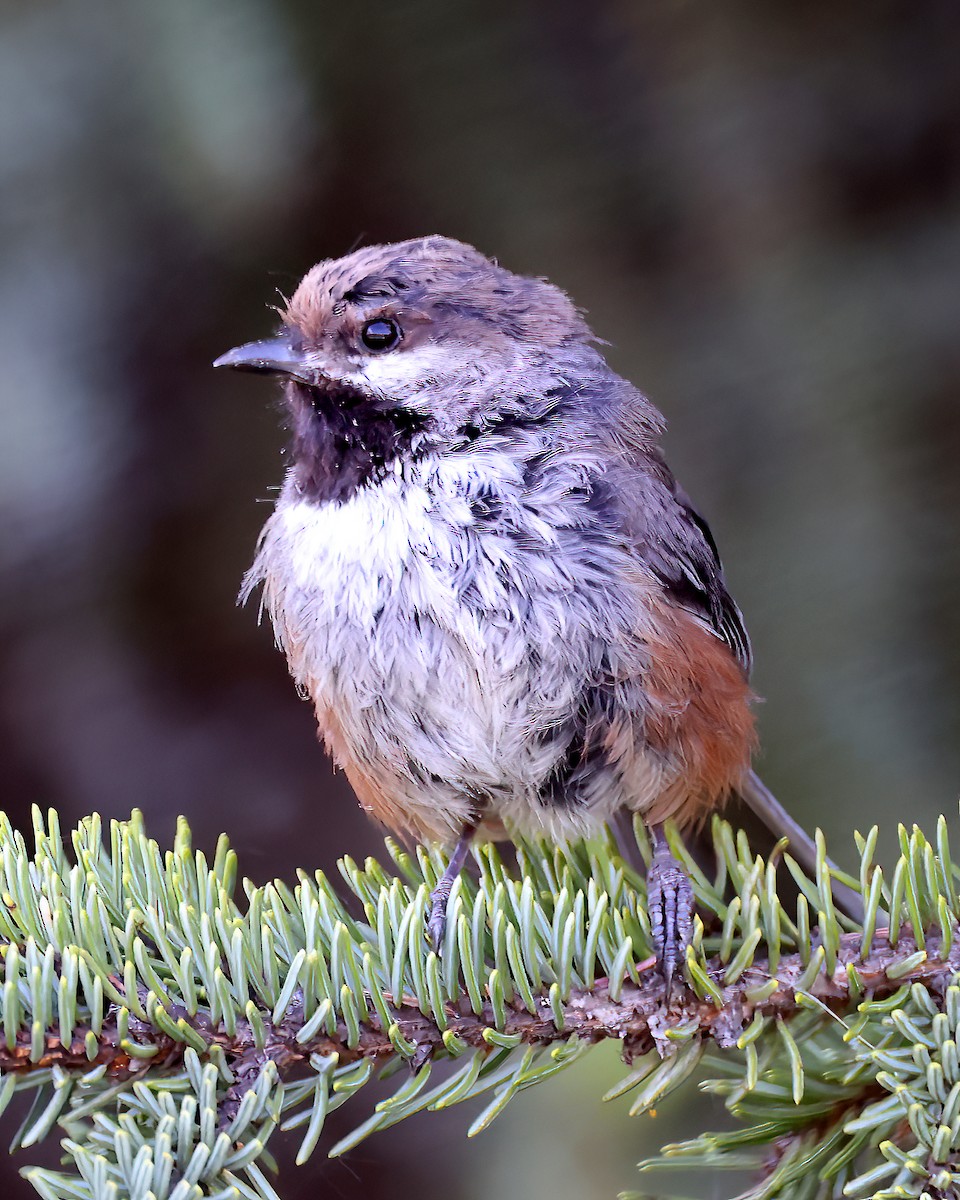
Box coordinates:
[215,236,595,448]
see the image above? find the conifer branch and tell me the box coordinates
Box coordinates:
[0,806,958,1200]
[1,929,953,1084]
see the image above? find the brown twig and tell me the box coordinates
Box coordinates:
[0,928,951,1104]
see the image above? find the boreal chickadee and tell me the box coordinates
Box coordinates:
[216,236,861,993]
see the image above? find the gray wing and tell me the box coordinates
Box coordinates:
[599,453,752,677]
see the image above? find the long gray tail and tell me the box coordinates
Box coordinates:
[739,769,864,923]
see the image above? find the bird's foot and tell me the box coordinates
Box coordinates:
[424,822,477,949]
[647,834,694,1003]
[426,883,452,948]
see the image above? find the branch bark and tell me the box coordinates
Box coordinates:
[0,927,949,1104]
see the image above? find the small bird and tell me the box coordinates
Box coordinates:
[216,236,860,993]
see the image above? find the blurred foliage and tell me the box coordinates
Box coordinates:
[1,2,958,1197]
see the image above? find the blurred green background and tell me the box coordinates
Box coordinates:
[1,2,958,1196]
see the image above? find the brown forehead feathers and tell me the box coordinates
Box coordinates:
[283,235,592,346]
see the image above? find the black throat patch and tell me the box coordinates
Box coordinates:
[283,379,428,504]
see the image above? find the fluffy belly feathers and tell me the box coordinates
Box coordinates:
[246,459,620,842]
[243,455,750,845]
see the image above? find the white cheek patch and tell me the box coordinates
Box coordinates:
[348,343,473,398]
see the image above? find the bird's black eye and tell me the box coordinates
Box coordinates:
[360,318,402,352]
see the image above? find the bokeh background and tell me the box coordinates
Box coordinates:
[1,2,959,1197]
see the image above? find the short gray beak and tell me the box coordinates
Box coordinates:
[213,337,316,383]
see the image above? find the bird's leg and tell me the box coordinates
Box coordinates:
[426,820,478,947]
[646,823,694,1002]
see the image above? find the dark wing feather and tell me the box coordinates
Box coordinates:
[598,453,752,676]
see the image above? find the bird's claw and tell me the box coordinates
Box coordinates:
[426,886,450,948]
[647,840,694,1002]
